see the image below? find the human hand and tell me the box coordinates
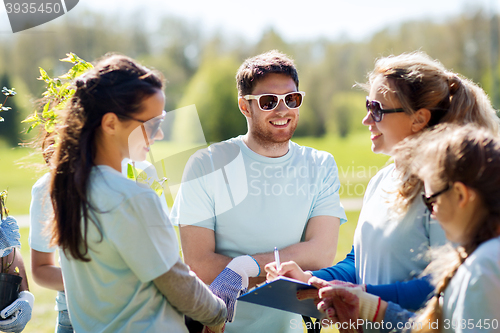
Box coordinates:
[265,261,312,283]
[209,255,259,322]
[0,216,21,257]
[0,291,34,333]
[309,276,381,327]
[202,322,225,333]
[295,278,366,306]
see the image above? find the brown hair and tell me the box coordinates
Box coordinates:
[50,54,164,261]
[394,124,500,332]
[236,50,299,96]
[364,51,500,213]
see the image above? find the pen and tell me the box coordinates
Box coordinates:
[274,247,281,271]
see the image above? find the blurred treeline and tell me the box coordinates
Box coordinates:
[0,7,499,145]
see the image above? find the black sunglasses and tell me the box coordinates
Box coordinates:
[422,184,451,212]
[243,92,305,111]
[366,97,405,122]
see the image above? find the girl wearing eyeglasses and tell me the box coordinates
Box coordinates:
[309,124,500,332]
[49,54,226,332]
[266,51,499,331]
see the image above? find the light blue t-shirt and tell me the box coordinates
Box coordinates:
[354,164,447,333]
[171,136,347,333]
[59,165,184,333]
[28,160,169,314]
[383,237,500,333]
[442,236,500,333]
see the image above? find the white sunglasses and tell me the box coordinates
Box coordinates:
[243,92,305,111]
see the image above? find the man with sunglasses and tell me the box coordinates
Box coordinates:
[171,50,347,333]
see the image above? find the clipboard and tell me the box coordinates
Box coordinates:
[237,276,323,319]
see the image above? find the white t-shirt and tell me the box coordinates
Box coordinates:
[354,164,447,333]
[171,136,347,333]
[442,237,500,333]
[60,165,184,332]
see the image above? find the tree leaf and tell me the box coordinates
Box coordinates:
[1,87,16,97]
[38,67,51,82]
[127,164,135,180]
[150,180,164,197]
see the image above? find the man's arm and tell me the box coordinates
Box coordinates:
[180,215,340,285]
[252,215,340,272]
[180,225,232,284]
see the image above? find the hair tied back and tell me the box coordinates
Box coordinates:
[75,79,85,89]
[448,74,462,96]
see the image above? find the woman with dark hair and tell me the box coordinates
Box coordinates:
[49,54,226,332]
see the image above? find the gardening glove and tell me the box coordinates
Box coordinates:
[328,280,366,292]
[0,217,20,257]
[202,322,225,333]
[316,281,380,323]
[209,255,260,322]
[0,291,34,333]
[340,287,380,322]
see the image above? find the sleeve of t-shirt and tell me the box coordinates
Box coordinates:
[450,255,500,332]
[309,155,347,224]
[311,246,356,282]
[29,174,56,253]
[107,191,180,283]
[170,152,217,230]
[366,275,434,311]
[381,302,415,333]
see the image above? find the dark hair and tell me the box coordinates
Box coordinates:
[395,124,500,332]
[50,54,164,261]
[236,50,299,96]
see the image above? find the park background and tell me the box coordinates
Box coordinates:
[1,0,500,331]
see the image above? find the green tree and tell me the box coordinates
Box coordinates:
[174,54,245,143]
[326,91,367,138]
[0,75,21,146]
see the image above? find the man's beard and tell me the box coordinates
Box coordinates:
[250,116,298,151]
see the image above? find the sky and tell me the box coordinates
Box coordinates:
[0,0,499,41]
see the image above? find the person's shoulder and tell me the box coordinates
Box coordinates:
[91,166,155,201]
[32,172,51,195]
[466,237,500,269]
[370,163,394,182]
[290,141,335,164]
[185,137,242,172]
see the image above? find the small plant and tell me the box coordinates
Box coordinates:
[0,87,16,123]
[0,190,8,220]
[22,52,93,134]
[0,251,16,275]
[24,52,168,199]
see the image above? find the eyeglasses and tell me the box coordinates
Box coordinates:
[243,92,305,111]
[422,184,451,212]
[121,110,166,139]
[366,97,405,122]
